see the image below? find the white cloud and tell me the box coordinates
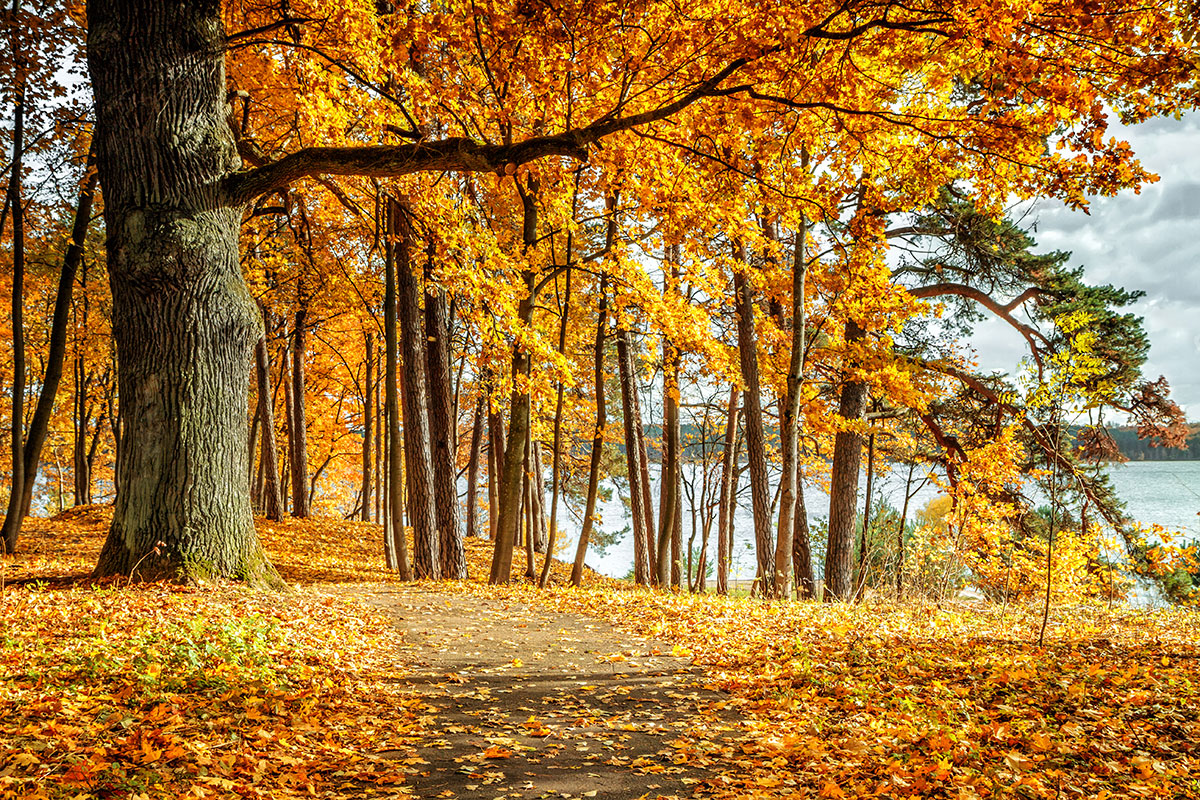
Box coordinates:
[979,113,1200,416]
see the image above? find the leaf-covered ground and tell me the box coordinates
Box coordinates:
[3,510,1198,799]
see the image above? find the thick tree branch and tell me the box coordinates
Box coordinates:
[223,58,751,206]
[909,282,1049,363]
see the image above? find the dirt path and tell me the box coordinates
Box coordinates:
[338,585,750,800]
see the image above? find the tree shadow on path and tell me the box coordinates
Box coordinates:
[336,584,754,800]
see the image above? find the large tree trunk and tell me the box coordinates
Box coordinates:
[16,165,98,523]
[616,327,653,585]
[572,276,608,586]
[88,0,277,583]
[392,199,439,579]
[425,271,465,578]
[774,220,806,599]
[716,386,740,595]
[289,298,310,517]
[824,319,868,600]
[1,62,26,554]
[732,254,775,596]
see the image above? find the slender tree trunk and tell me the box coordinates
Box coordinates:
[106,366,121,500]
[896,461,915,598]
[656,248,682,588]
[572,275,607,586]
[523,426,537,578]
[531,441,548,554]
[716,386,740,595]
[255,309,284,521]
[774,219,807,599]
[73,361,92,506]
[247,393,261,508]
[1,61,26,554]
[466,384,485,539]
[855,431,876,599]
[392,199,439,577]
[361,331,373,522]
[374,356,382,524]
[491,182,539,583]
[616,327,652,585]
[88,0,277,583]
[673,479,684,590]
[540,264,572,586]
[15,165,98,524]
[425,262,464,578]
[384,198,410,577]
[793,463,815,598]
[488,398,503,541]
[279,336,293,516]
[824,319,868,600]
[290,298,310,517]
[732,253,775,596]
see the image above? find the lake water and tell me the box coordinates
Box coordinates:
[557,460,1200,581]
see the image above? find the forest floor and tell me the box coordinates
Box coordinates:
[2,509,1199,800]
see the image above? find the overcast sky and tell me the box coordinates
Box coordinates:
[969,112,1200,418]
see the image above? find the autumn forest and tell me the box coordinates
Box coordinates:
[2,1,1200,798]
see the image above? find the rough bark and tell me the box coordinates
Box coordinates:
[824,319,869,600]
[732,257,775,596]
[425,264,465,579]
[572,276,607,586]
[392,199,438,578]
[716,386,740,595]
[88,1,278,583]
